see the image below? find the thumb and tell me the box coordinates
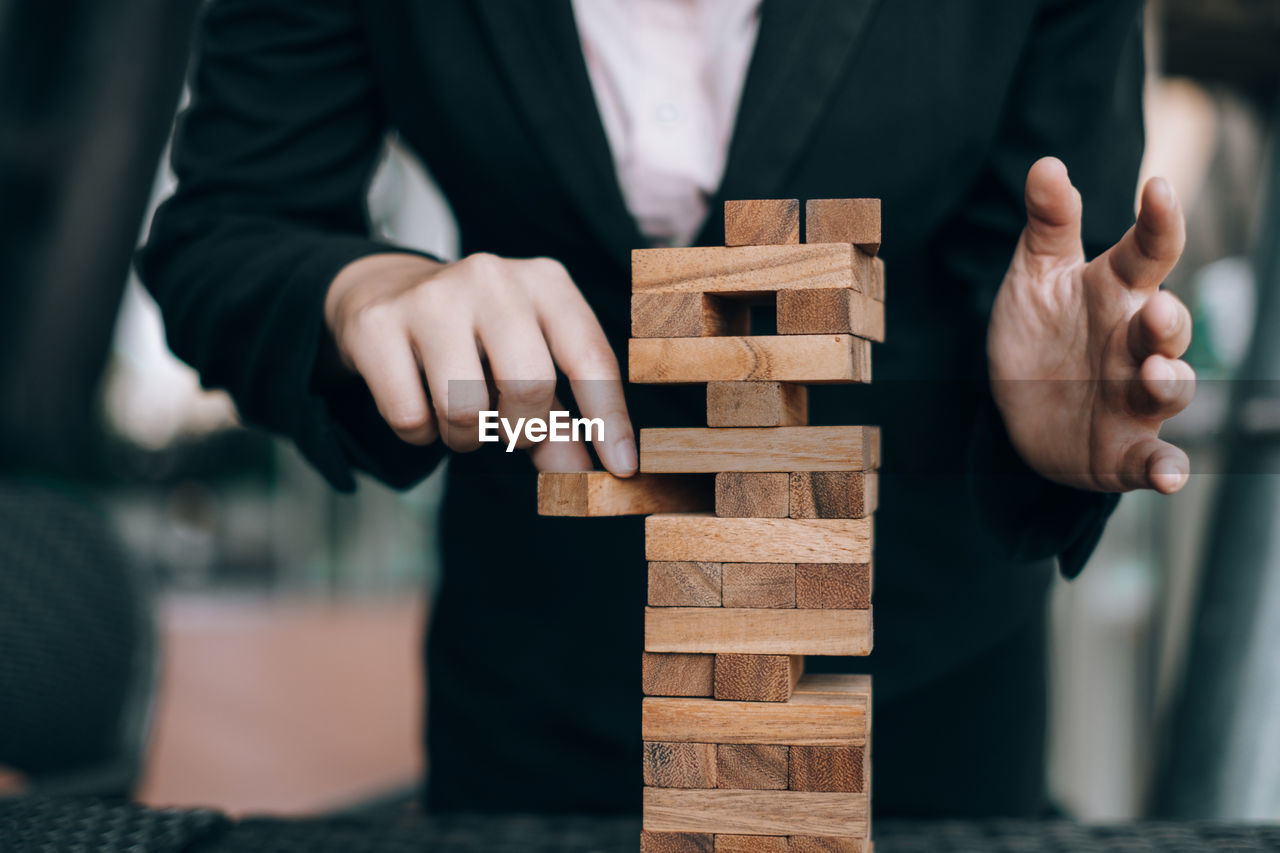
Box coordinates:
[1022,156,1084,262]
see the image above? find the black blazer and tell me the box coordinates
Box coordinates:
[140,0,1144,817]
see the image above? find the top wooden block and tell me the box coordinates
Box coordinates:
[725,199,800,246]
[805,199,881,256]
[632,244,875,296]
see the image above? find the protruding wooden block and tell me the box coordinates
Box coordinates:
[643,675,871,747]
[716,473,789,518]
[641,427,879,474]
[632,293,751,338]
[716,744,789,790]
[870,257,885,301]
[776,289,884,341]
[630,335,871,385]
[707,382,808,427]
[645,607,871,656]
[715,654,804,702]
[721,564,796,608]
[643,789,869,838]
[795,564,872,610]
[789,746,866,793]
[643,652,715,697]
[537,472,711,517]
[646,514,873,564]
[789,837,867,853]
[643,741,718,789]
[724,199,800,246]
[632,244,871,295]
[789,472,877,519]
[649,562,723,607]
[641,831,716,853]
[714,836,788,853]
[805,199,881,256]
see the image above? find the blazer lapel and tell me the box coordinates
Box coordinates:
[699,0,881,245]
[474,0,644,269]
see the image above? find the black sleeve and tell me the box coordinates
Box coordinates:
[944,0,1145,577]
[136,0,446,491]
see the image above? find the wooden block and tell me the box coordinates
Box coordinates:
[643,675,870,746]
[632,244,871,295]
[643,652,715,697]
[646,514,873,564]
[715,654,804,702]
[643,789,869,838]
[632,293,751,338]
[789,746,865,793]
[716,473,789,518]
[641,831,716,853]
[788,837,867,853]
[630,335,870,385]
[805,199,880,256]
[707,382,808,427]
[716,744,788,790]
[721,564,796,608]
[645,608,871,656]
[537,472,711,516]
[776,289,884,341]
[650,562,723,607]
[643,741,718,789]
[724,199,800,246]
[795,564,871,610]
[641,427,879,474]
[715,836,788,853]
[789,472,877,519]
[870,257,885,302]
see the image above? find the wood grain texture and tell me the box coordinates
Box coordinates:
[640,427,879,474]
[715,473,790,518]
[776,289,884,341]
[643,741,718,789]
[537,472,711,516]
[643,652,715,697]
[789,746,865,793]
[641,831,716,853]
[643,789,869,838]
[707,382,808,427]
[645,607,871,655]
[643,676,870,746]
[870,257,885,301]
[630,335,871,385]
[714,836,788,853]
[789,472,877,519]
[714,654,804,702]
[724,199,800,246]
[795,564,872,610]
[632,244,870,294]
[805,199,881,256]
[716,744,788,790]
[649,562,723,607]
[632,293,752,338]
[788,837,867,853]
[721,563,796,608]
[646,514,873,564]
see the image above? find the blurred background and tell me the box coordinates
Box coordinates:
[1,0,1278,822]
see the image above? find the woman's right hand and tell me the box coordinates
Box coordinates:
[323,251,637,476]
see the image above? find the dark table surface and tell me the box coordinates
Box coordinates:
[3,795,1279,852]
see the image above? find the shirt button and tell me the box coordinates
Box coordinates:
[655,103,680,123]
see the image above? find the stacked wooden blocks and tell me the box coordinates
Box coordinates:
[538,198,883,852]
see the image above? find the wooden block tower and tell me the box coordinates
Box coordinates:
[538,198,883,852]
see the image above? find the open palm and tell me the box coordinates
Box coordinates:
[988,157,1194,494]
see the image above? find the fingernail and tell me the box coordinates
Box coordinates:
[613,437,638,475]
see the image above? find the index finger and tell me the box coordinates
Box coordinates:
[531,269,637,477]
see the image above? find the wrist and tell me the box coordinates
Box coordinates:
[324,252,445,340]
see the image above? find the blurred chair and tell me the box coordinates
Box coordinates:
[0,480,155,797]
